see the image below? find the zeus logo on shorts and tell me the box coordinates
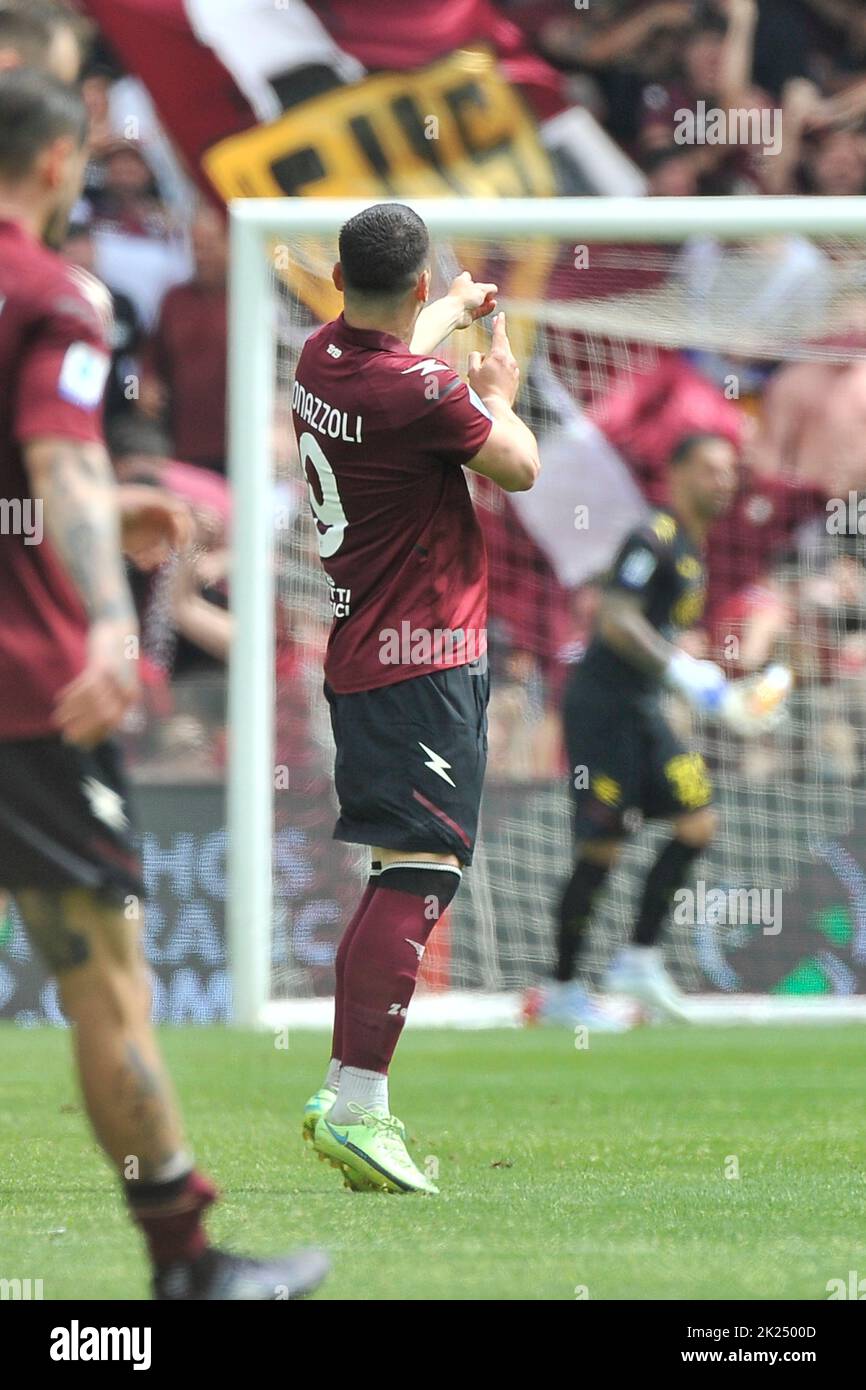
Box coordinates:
[81,777,129,831]
[419,742,455,787]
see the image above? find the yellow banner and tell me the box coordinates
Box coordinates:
[204,46,555,203]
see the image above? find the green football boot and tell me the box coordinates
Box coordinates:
[302,1086,336,1144]
[303,1086,377,1192]
[313,1103,439,1195]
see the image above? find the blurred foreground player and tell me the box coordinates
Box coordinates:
[530,435,739,1027]
[293,203,540,1193]
[0,70,327,1300]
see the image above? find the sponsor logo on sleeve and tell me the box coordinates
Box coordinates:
[619,547,657,589]
[58,342,111,410]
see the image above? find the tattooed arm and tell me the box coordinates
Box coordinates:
[25,436,140,745]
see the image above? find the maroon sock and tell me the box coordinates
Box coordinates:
[127,1168,217,1270]
[341,863,461,1072]
[332,876,379,1060]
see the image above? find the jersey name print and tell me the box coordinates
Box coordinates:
[291,380,363,444]
[292,313,493,694]
[293,309,492,689]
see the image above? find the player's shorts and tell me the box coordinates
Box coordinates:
[324,664,489,866]
[563,667,713,840]
[0,736,144,901]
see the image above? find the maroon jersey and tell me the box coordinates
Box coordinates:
[0,220,111,740]
[292,313,493,693]
[145,281,228,468]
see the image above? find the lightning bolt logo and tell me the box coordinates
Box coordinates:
[401,359,450,377]
[418,742,456,787]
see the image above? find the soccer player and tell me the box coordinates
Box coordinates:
[0,70,327,1300]
[534,434,738,1027]
[293,202,540,1193]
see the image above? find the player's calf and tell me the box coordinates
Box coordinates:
[313,855,461,1193]
[15,887,329,1295]
[331,856,462,1123]
[17,887,185,1174]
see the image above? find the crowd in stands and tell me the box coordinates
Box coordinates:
[4,0,866,782]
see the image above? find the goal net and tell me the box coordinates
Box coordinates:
[227,197,866,1028]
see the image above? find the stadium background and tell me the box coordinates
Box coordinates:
[3,0,866,1020]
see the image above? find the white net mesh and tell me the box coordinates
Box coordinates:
[265,227,866,1004]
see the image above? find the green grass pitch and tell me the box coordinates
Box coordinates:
[1,1023,862,1301]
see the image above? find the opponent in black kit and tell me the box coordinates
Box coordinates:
[532,434,738,1027]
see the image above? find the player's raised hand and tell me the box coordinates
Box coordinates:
[468,312,520,406]
[119,484,194,571]
[53,616,140,747]
[447,270,498,329]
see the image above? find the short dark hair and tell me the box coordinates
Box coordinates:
[0,8,53,63]
[0,1,79,59]
[670,433,732,467]
[338,202,429,297]
[107,416,170,461]
[0,67,88,179]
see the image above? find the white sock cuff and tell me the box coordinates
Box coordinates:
[149,1150,194,1184]
[379,861,462,879]
[331,1065,389,1121]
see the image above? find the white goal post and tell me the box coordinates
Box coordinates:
[227,195,866,1030]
